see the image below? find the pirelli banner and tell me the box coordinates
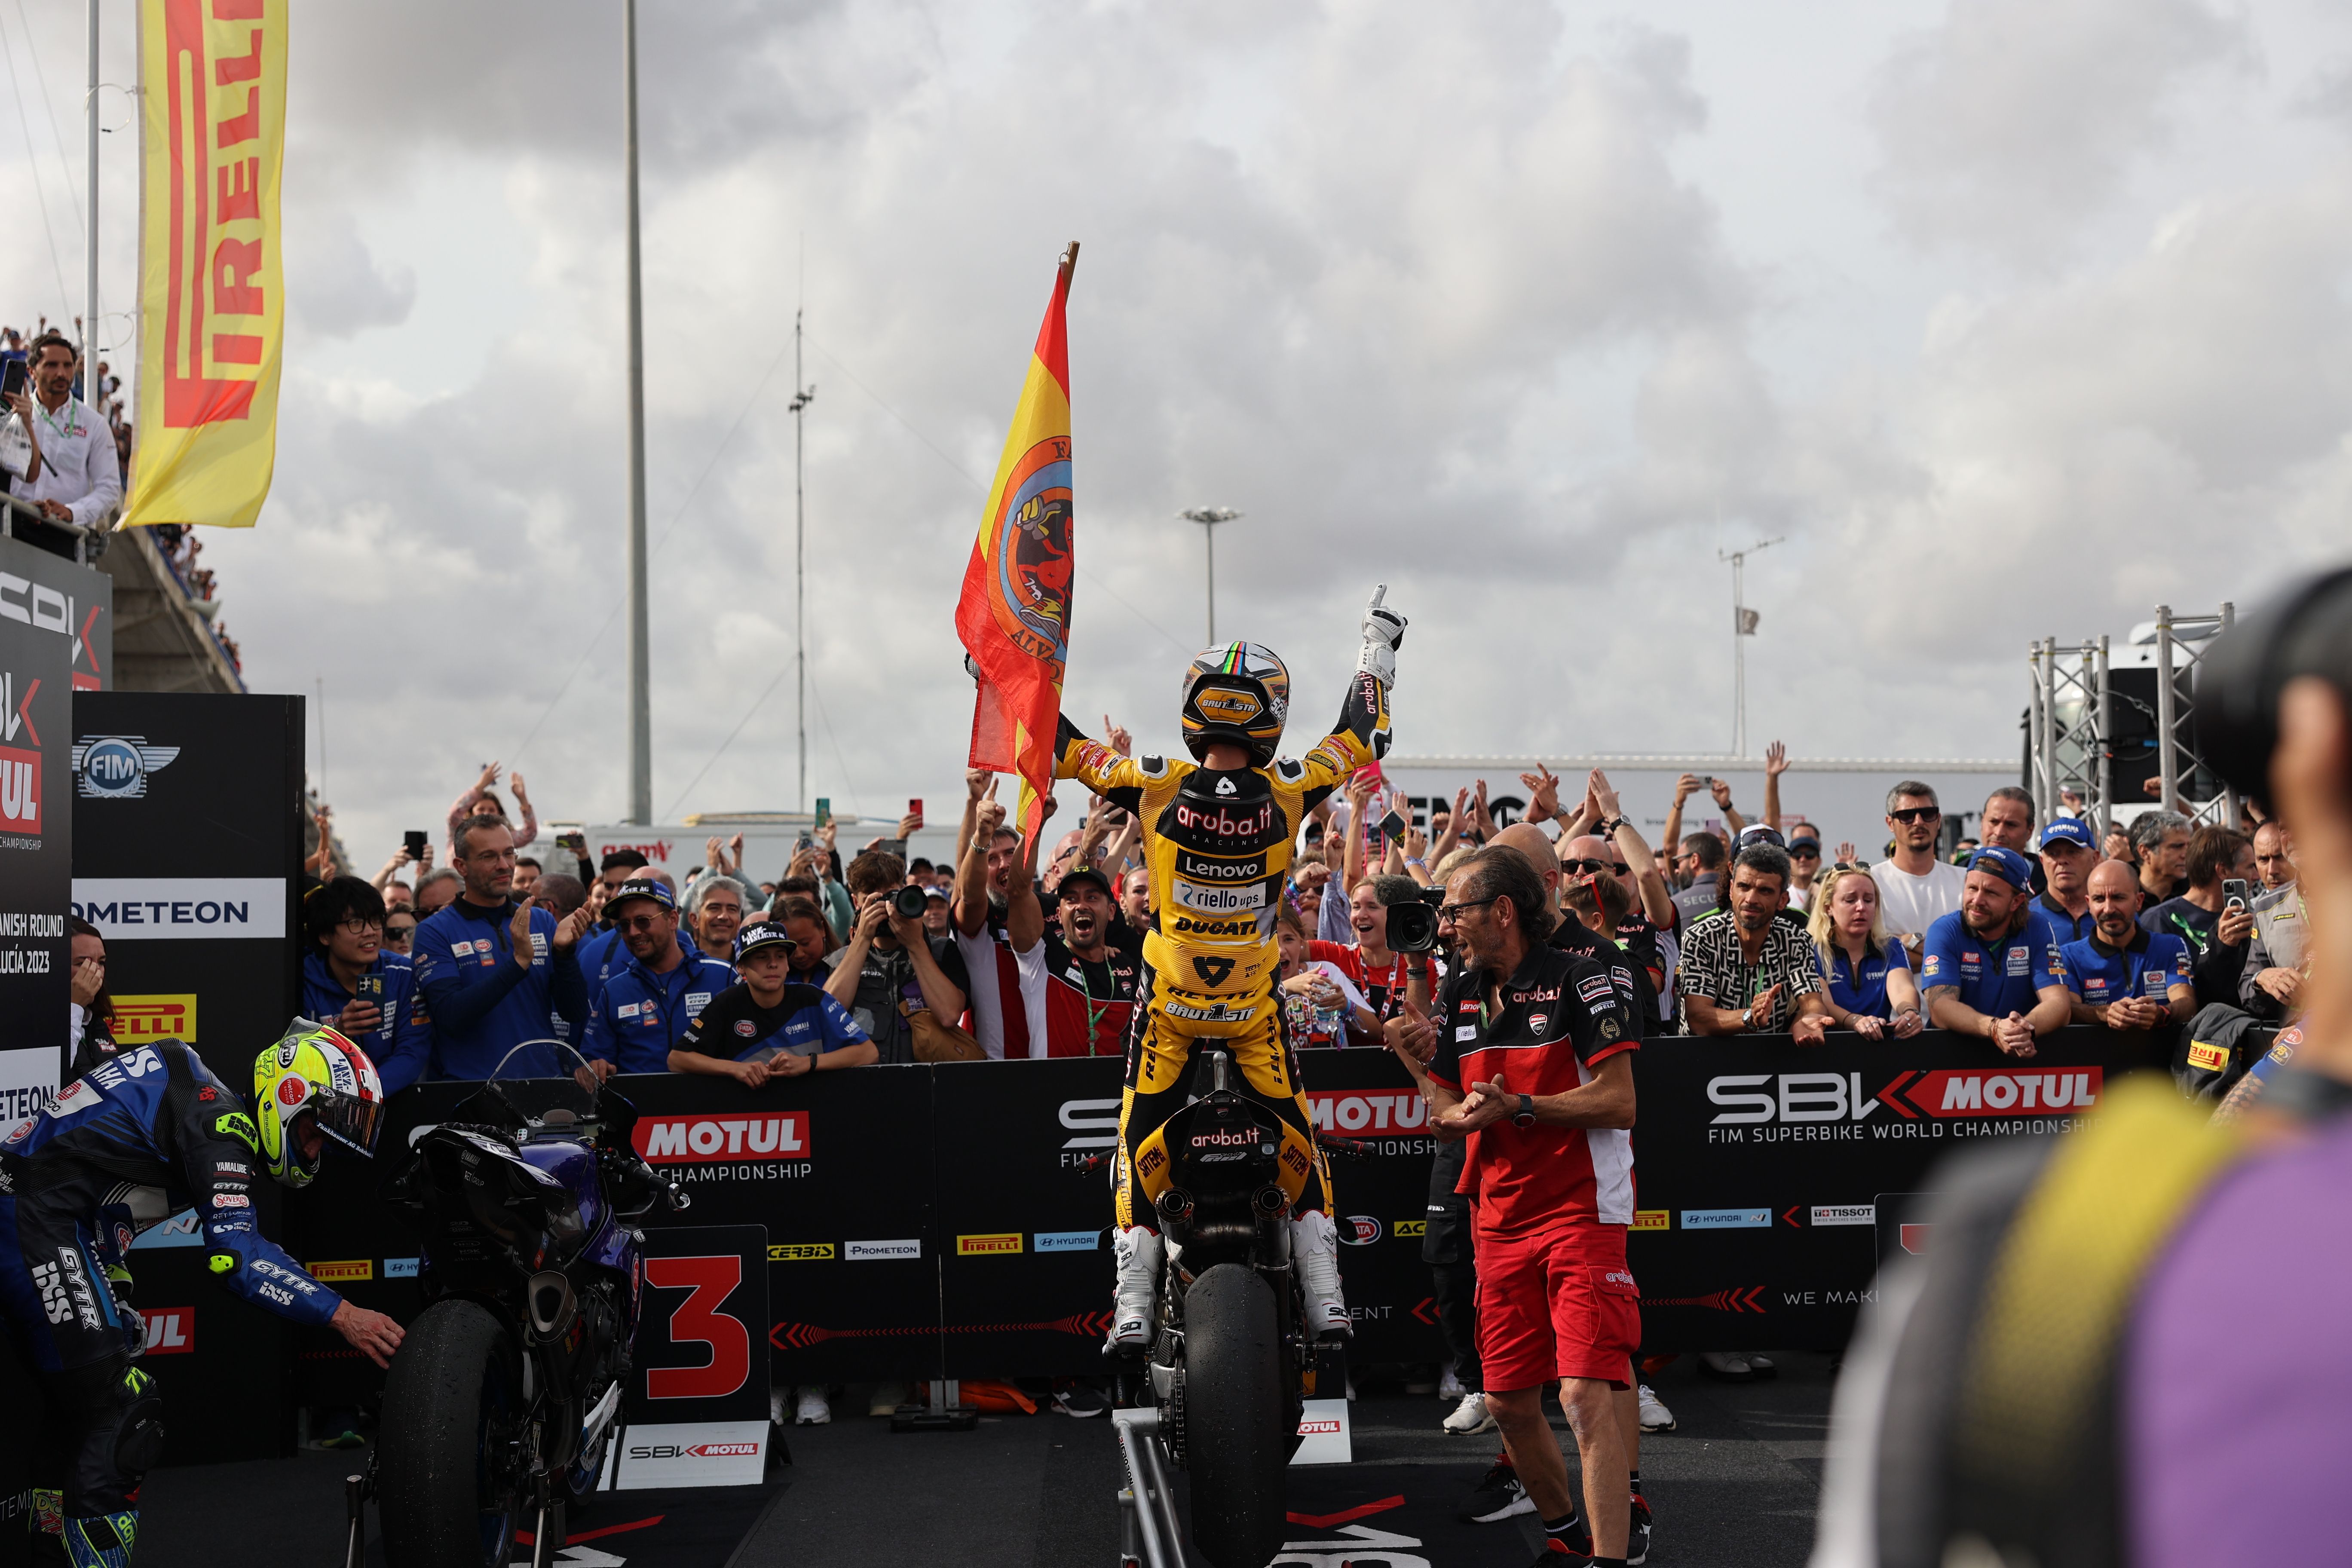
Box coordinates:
[284,1028,2156,1403]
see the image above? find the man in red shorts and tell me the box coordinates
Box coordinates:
[1388,844,1644,1566]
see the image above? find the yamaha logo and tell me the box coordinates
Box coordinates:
[72,735,179,800]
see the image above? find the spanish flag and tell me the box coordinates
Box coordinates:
[956,245,1078,845]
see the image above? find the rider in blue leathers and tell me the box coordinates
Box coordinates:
[0,1028,403,1566]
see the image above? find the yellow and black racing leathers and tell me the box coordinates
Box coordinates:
[1055,671,1391,1228]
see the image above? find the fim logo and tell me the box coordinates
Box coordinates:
[111,995,196,1045]
[72,736,179,800]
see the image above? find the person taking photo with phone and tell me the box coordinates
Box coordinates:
[1,332,117,526]
[2139,824,2259,1012]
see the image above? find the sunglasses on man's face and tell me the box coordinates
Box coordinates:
[1560,858,1629,876]
[1889,807,1941,824]
[1790,844,1822,859]
[385,925,416,939]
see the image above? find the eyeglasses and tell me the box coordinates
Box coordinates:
[1560,859,1629,876]
[1889,807,1941,824]
[338,917,384,935]
[1436,896,1503,921]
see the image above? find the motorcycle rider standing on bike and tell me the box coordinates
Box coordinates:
[0,1024,404,1567]
[1054,586,1406,1348]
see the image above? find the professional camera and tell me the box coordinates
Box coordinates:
[888,884,928,921]
[1385,887,1446,954]
[2199,567,2352,802]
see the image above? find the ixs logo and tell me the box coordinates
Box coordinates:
[72,736,179,800]
[635,1112,809,1163]
[1306,1090,1428,1136]
[1707,1068,2104,1125]
[142,1307,194,1355]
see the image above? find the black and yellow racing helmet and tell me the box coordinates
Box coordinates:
[1179,641,1291,767]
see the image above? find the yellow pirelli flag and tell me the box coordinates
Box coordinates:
[122,0,288,531]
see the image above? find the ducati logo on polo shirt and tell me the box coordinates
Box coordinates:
[1528,1012,1549,1037]
[2006,947,2029,976]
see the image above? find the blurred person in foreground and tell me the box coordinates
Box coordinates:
[1810,585,2352,1568]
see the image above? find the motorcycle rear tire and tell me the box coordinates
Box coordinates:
[377,1299,527,1568]
[1181,1264,1289,1568]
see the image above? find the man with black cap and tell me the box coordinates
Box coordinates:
[1034,862,1142,1056]
[673,922,876,1085]
[580,879,737,1076]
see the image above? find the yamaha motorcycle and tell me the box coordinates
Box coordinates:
[1136,1048,1353,1568]
[366,1044,686,1568]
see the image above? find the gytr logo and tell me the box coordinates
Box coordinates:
[72,735,179,799]
[1706,1068,2105,1124]
[635,1112,809,1163]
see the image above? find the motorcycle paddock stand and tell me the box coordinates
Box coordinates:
[525,1473,567,1568]
[890,1378,980,1433]
[1109,1406,1186,1568]
[341,1466,373,1568]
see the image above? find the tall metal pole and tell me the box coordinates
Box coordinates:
[85,0,98,410]
[2154,604,2178,816]
[2094,634,2113,839]
[2218,601,2238,827]
[788,308,815,812]
[622,0,652,824]
[1177,508,1241,646]
[1718,537,1782,758]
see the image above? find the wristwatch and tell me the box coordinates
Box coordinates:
[1512,1093,1537,1129]
[1740,1006,1754,1031]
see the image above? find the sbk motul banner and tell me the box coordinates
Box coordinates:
[288,1028,2158,1404]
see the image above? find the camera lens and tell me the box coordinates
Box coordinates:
[890,885,928,921]
[1385,899,1438,954]
[2198,568,2352,801]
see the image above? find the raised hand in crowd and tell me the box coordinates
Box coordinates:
[1430,786,1469,864]
[1518,763,1561,826]
[1469,778,1497,840]
[894,812,922,842]
[555,905,592,950]
[2217,900,2256,949]
[1401,821,1430,882]
[1835,840,1858,866]
[1673,772,1700,808]
[508,769,532,815]
[372,845,416,891]
[508,898,538,970]
[1763,740,1788,830]
[1103,714,1133,757]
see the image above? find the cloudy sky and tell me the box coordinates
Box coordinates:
[4,0,2349,858]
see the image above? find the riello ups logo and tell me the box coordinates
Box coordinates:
[1705,1067,2104,1145]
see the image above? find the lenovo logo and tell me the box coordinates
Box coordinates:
[636,1112,809,1163]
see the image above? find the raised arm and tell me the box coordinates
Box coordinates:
[1762,741,1787,832]
[1592,771,1674,928]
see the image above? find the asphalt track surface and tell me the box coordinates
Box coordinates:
[138,1353,1831,1565]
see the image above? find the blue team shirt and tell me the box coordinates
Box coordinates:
[300,948,435,1095]
[1815,938,1911,1019]
[413,899,587,1080]
[2036,893,2098,943]
[2058,928,2194,1008]
[678,980,870,1064]
[582,939,738,1075]
[1919,906,2068,1017]
[577,926,622,1000]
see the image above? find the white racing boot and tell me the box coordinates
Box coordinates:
[1109,1227,1164,1351]
[1292,1210,1351,1340]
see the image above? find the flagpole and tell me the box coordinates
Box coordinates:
[622,0,652,824]
[86,0,99,407]
[1718,536,1782,758]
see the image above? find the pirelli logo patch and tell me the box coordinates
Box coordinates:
[2185,1040,2230,1074]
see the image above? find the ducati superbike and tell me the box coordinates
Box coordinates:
[1134,1049,1348,1568]
[361,1044,686,1568]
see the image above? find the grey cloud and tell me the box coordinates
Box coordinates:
[1868,0,2251,259]
[288,211,416,338]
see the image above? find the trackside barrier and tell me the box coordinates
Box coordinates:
[282,1029,2160,1407]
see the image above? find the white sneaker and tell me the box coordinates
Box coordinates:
[1441,1391,1496,1435]
[1290,1211,1351,1339]
[794,1386,831,1425]
[1438,1366,1466,1400]
[1110,1228,1164,1350]
[1637,1383,1676,1433]
[769,1386,788,1424]
[1699,1350,1757,1381]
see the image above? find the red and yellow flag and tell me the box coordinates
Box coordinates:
[957,245,1078,845]
[122,0,288,530]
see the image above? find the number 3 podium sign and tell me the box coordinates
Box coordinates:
[615,1224,774,1490]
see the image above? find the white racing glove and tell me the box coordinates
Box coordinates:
[1355,584,1407,689]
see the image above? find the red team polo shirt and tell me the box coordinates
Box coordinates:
[1428,940,1639,1236]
